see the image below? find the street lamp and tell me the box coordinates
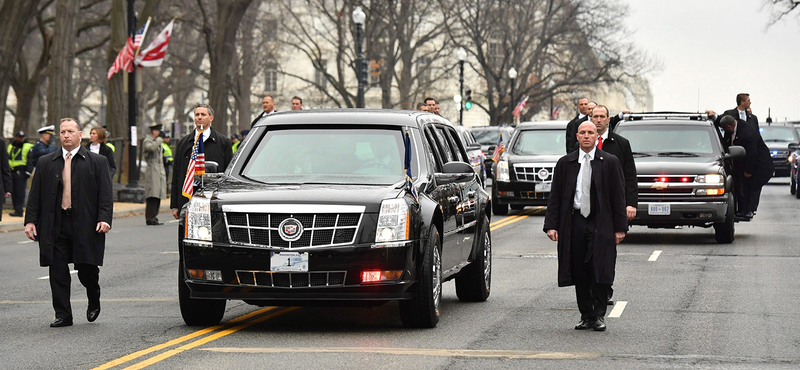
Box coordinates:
[352,6,366,108]
[508,67,517,123]
[457,47,467,125]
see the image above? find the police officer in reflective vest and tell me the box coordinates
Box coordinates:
[7,131,33,216]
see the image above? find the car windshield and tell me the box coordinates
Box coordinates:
[242,128,406,185]
[759,127,796,142]
[511,129,564,155]
[615,125,717,156]
[471,129,511,145]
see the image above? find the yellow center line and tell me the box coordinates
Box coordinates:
[91,306,279,370]
[490,207,545,230]
[489,209,533,228]
[120,307,300,370]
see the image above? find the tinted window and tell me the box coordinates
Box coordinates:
[442,127,468,162]
[422,126,445,172]
[433,128,455,163]
[615,126,717,155]
[472,129,505,145]
[511,129,565,155]
[242,129,405,184]
[760,127,796,142]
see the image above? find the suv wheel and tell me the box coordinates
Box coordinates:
[791,175,797,195]
[491,194,508,215]
[455,215,491,302]
[178,260,226,326]
[399,227,442,328]
[714,197,735,244]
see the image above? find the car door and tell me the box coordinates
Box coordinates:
[423,124,463,271]
[440,125,482,260]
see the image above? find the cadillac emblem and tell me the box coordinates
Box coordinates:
[278,218,304,242]
[537,168,550,180]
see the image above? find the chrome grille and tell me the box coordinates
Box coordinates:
[236,270,347,288]
[225,212,362,249]
[514,164,555,182]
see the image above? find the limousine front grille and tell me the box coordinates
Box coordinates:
[236,270,347,288]
[225,212,362,249]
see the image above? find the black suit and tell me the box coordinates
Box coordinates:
[170,128,233,212]
[544,148,628,320]
[715,108,759,132]
[565,114,588,154]
[84,142,117,178]
[250,110,276,128]
[726,122,773,215]
[24,146,113,320]
[599,132,638,208]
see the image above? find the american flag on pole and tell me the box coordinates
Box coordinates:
[135,19,174,68]
[107,20,150,80]
[404,130,418,201]
[181,130,206,199]
[492,133,505,162]
[512,96,528,121]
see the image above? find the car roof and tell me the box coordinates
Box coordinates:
[469,126,514,131]
[251,109,454,128]
[517,120,569,129]
[617,119,715,127]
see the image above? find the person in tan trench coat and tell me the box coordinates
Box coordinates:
[142,123,166,225]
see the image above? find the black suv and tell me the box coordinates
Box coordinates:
[614,113,745,243]
[470,126,515,178]
[178,110,491,328]
[759,123,799,177]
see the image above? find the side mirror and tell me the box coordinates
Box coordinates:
[205,161,219,174]
[467,143,481,151]
[442,161,474,174]
[725,145,745,159]
[789,143,799,151]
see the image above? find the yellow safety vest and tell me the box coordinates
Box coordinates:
[7,142,33,168]
[106,142,116,153]
[232,141,240,153]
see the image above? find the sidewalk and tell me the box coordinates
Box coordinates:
[0,198,173,233]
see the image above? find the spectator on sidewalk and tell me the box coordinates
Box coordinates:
[84,127,116,179]
[142,123,167,226]
[7,131,32,216]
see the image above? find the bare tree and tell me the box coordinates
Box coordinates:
[765,0,800,24]
[47,0,81,127]
[10,11,51,135]
[0,0,43,131]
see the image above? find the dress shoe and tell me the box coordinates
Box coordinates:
[574,319,592,330]
[607,299,615,305]
[9,212,22,217]
[593,317,606,331]
[146,220,164,226]
[87,307,101,322]
[50,317,73,327]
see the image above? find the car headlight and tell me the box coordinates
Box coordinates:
[375,199,409,243]
[186,196,212,241]
[496,160,510,182]
[695,174,722,184]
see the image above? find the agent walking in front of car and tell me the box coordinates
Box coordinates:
[717,115,773,220]
[564,98,591,154]
[24,118,113,327]
[544,121,628,332]
[171,103,232,219]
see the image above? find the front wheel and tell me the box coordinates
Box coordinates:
[399,227,442,328]
[714,197,735,244]
[492,198,508,216]
[455,215,491,302]
[178,261,226,326]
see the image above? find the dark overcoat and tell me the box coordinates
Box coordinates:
[543,149,628,287]
[170,128,232,211]
[715,108,759,132]
[564,114,588,154]
[24,146,113,266]
[727,122,774,187]
[599,132,638,208]
[84,142,117,178]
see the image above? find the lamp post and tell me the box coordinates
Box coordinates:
[457,47,467,125]
[352,6,366,108]
[508,67,517,124]
[548,80,555,120]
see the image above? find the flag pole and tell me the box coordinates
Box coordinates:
[133,17,152,60]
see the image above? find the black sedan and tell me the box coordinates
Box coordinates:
[178,110,492,328]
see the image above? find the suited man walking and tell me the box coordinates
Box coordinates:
[718,115,773,220]
[24,118,113,327]
[564,97,591,153]
[544,121,628,332]
[171,103,233,219]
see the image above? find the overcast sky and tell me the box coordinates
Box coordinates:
[624,0,800,122]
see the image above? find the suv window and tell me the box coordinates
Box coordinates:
[512,129,565,155]
[441,127,468,163]
[615,125,718,156]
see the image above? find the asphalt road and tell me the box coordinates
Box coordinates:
[2,179,799,369]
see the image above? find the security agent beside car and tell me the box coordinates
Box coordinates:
[544,121,628,332]
[717,115,773,220]
[7,131,31,216]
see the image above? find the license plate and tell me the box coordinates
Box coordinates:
[535,183,552,192]
[648,204,670,215]
[271,252,309,272]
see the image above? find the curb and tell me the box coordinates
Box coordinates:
[0,204,173,234]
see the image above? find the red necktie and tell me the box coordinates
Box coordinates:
[598,137,603,150]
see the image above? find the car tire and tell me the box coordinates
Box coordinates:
[455,215,491,302]
[510,204,525,210]
[791,176,797,195]
[399,227,442,328]
[178,261,226,326]
[492,198,508,216]
[714,196,735,244]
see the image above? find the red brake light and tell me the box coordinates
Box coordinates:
[659,177,667,182]
[682,177,689,182]
[362,271,381,283]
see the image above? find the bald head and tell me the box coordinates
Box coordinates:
[577,121,598,153]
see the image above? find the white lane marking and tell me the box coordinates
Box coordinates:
[608,301,628,318]
[38,270,78,280]
[648,250,662,262]
[17,240,34,244]
[160,251,179,254]
[168,220,179,223]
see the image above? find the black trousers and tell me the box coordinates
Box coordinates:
[11,168,26,213]
[145,197,161,221]
[50,210,100,319]
[570,211,610,320]
[744,176,763,214]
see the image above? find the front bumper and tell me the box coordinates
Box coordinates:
[493,180,551,206]
[630,198,729,227]
[180,240,418,304]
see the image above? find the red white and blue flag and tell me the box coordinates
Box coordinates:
[135,19,174,68]
[512,96,528,122]
[492,133,505,162]
[107,19,150,80]
[181,130,205,199]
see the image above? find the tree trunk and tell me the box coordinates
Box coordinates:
[0,0,41,126]
[0,84,8,134]
[47,0,80,130]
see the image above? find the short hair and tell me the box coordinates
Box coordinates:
[60,117,82,131]
[577,97,589,104]
[91,126,108,144]
[424,97,437,104]
[193,103,215,117]
[592,105,609,117]
[263,95,274,101]
[720,115,736,127]
[291,96,302,103]
[416,102,427,110]
[736,93,749,106]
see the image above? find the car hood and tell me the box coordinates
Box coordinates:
[507,154,562,164]
[764,141,794,150]
[203,178,403,213]
[633,156,722,175]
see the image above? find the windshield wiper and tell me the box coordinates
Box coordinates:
[657,151,699,157]
[765,139,792,142]
[631,151,652,157]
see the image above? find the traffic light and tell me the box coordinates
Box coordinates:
[465,88,472,110]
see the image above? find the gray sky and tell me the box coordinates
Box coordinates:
[624,0,800,121]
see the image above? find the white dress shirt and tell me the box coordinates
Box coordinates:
[574,147,596,210]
